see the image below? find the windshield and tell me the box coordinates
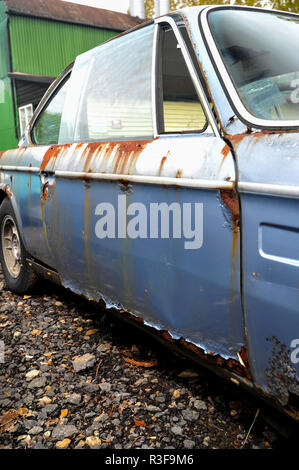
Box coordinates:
[207,9,299,121]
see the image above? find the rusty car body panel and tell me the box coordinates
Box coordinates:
[1,5,299,420]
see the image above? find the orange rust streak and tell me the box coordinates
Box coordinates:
[158,156,167,176]
[42,182,49,201]
[221,144,230,159]
[40,144,72,172]
[110,141,149,174]
[226,129,299,148]
[220,190,240,224]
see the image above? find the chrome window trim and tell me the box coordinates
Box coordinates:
[154,15,220,137]
[29,64,73,145]
[0,165,40,173]
[201,5,299,129]
[238,181,299,198]
[152,23,159,137]
[55,170,233,190]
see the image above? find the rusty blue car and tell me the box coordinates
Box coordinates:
[1,5,299,422]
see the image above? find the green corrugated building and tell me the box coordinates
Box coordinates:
[0,0,141,151]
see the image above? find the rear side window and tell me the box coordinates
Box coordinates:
[32,76,70,145]
[61,25,155,143]
[158,26,207,134]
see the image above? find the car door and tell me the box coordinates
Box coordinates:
[13,69,72,270]
[38,18,247,369]
[231,133,299,407]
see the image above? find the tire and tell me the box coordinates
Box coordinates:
[0,198,36,293]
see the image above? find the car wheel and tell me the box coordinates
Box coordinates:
[0,198,36,293]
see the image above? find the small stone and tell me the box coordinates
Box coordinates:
[13,331,21,338]
[86,436,102,448]
[85,383,99,393]
[203,436,210,447]
[56,438,71,449]
[52,424,78,440]
[146,405,160,412]
[28,377,46,389]
[72,354,95,372]
[38,396,52,407]
[171,425,183,436]
[99,382,111,393]
[173,390,181,399]
[28,426,43,435]
[181,409,199,421]
[193,400,207,411]
[67,393,81,405]
[44,431,51,439]
[26,369,40,380]
[184,439,195,449]
[40,404,58,416]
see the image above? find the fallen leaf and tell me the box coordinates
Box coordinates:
[85,329,98,336]
[178,368,199,378]
[118,400,134,414]
[0,410,19,431]
[44,418,59,427]
[122,356,158,368]
[60,409,68,419]
[133,417,147,427]
[31,330,42,336]
[17,408,29,417]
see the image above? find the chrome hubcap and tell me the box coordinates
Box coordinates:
[1,215,21,278]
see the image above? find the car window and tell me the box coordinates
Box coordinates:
[208,9,299,121]
[32,76,70,145]
[60,24,155,143]
[158,26,207,134]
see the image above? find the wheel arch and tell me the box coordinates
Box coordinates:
[0,185,29,254]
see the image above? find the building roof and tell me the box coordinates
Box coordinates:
[3,0,143,32]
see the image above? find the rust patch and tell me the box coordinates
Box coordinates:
[112,140,150,174]
[81,142,102,173]
[76,140,153,175]
[221,144,230,159]
[117,307,251,380]
[42,182,49,201]
[179,338,249,378]
[41,144,72,172]
[220,189,240,231]
[226,128,299,149]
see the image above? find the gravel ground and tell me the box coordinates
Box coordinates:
[0,267,290,450]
